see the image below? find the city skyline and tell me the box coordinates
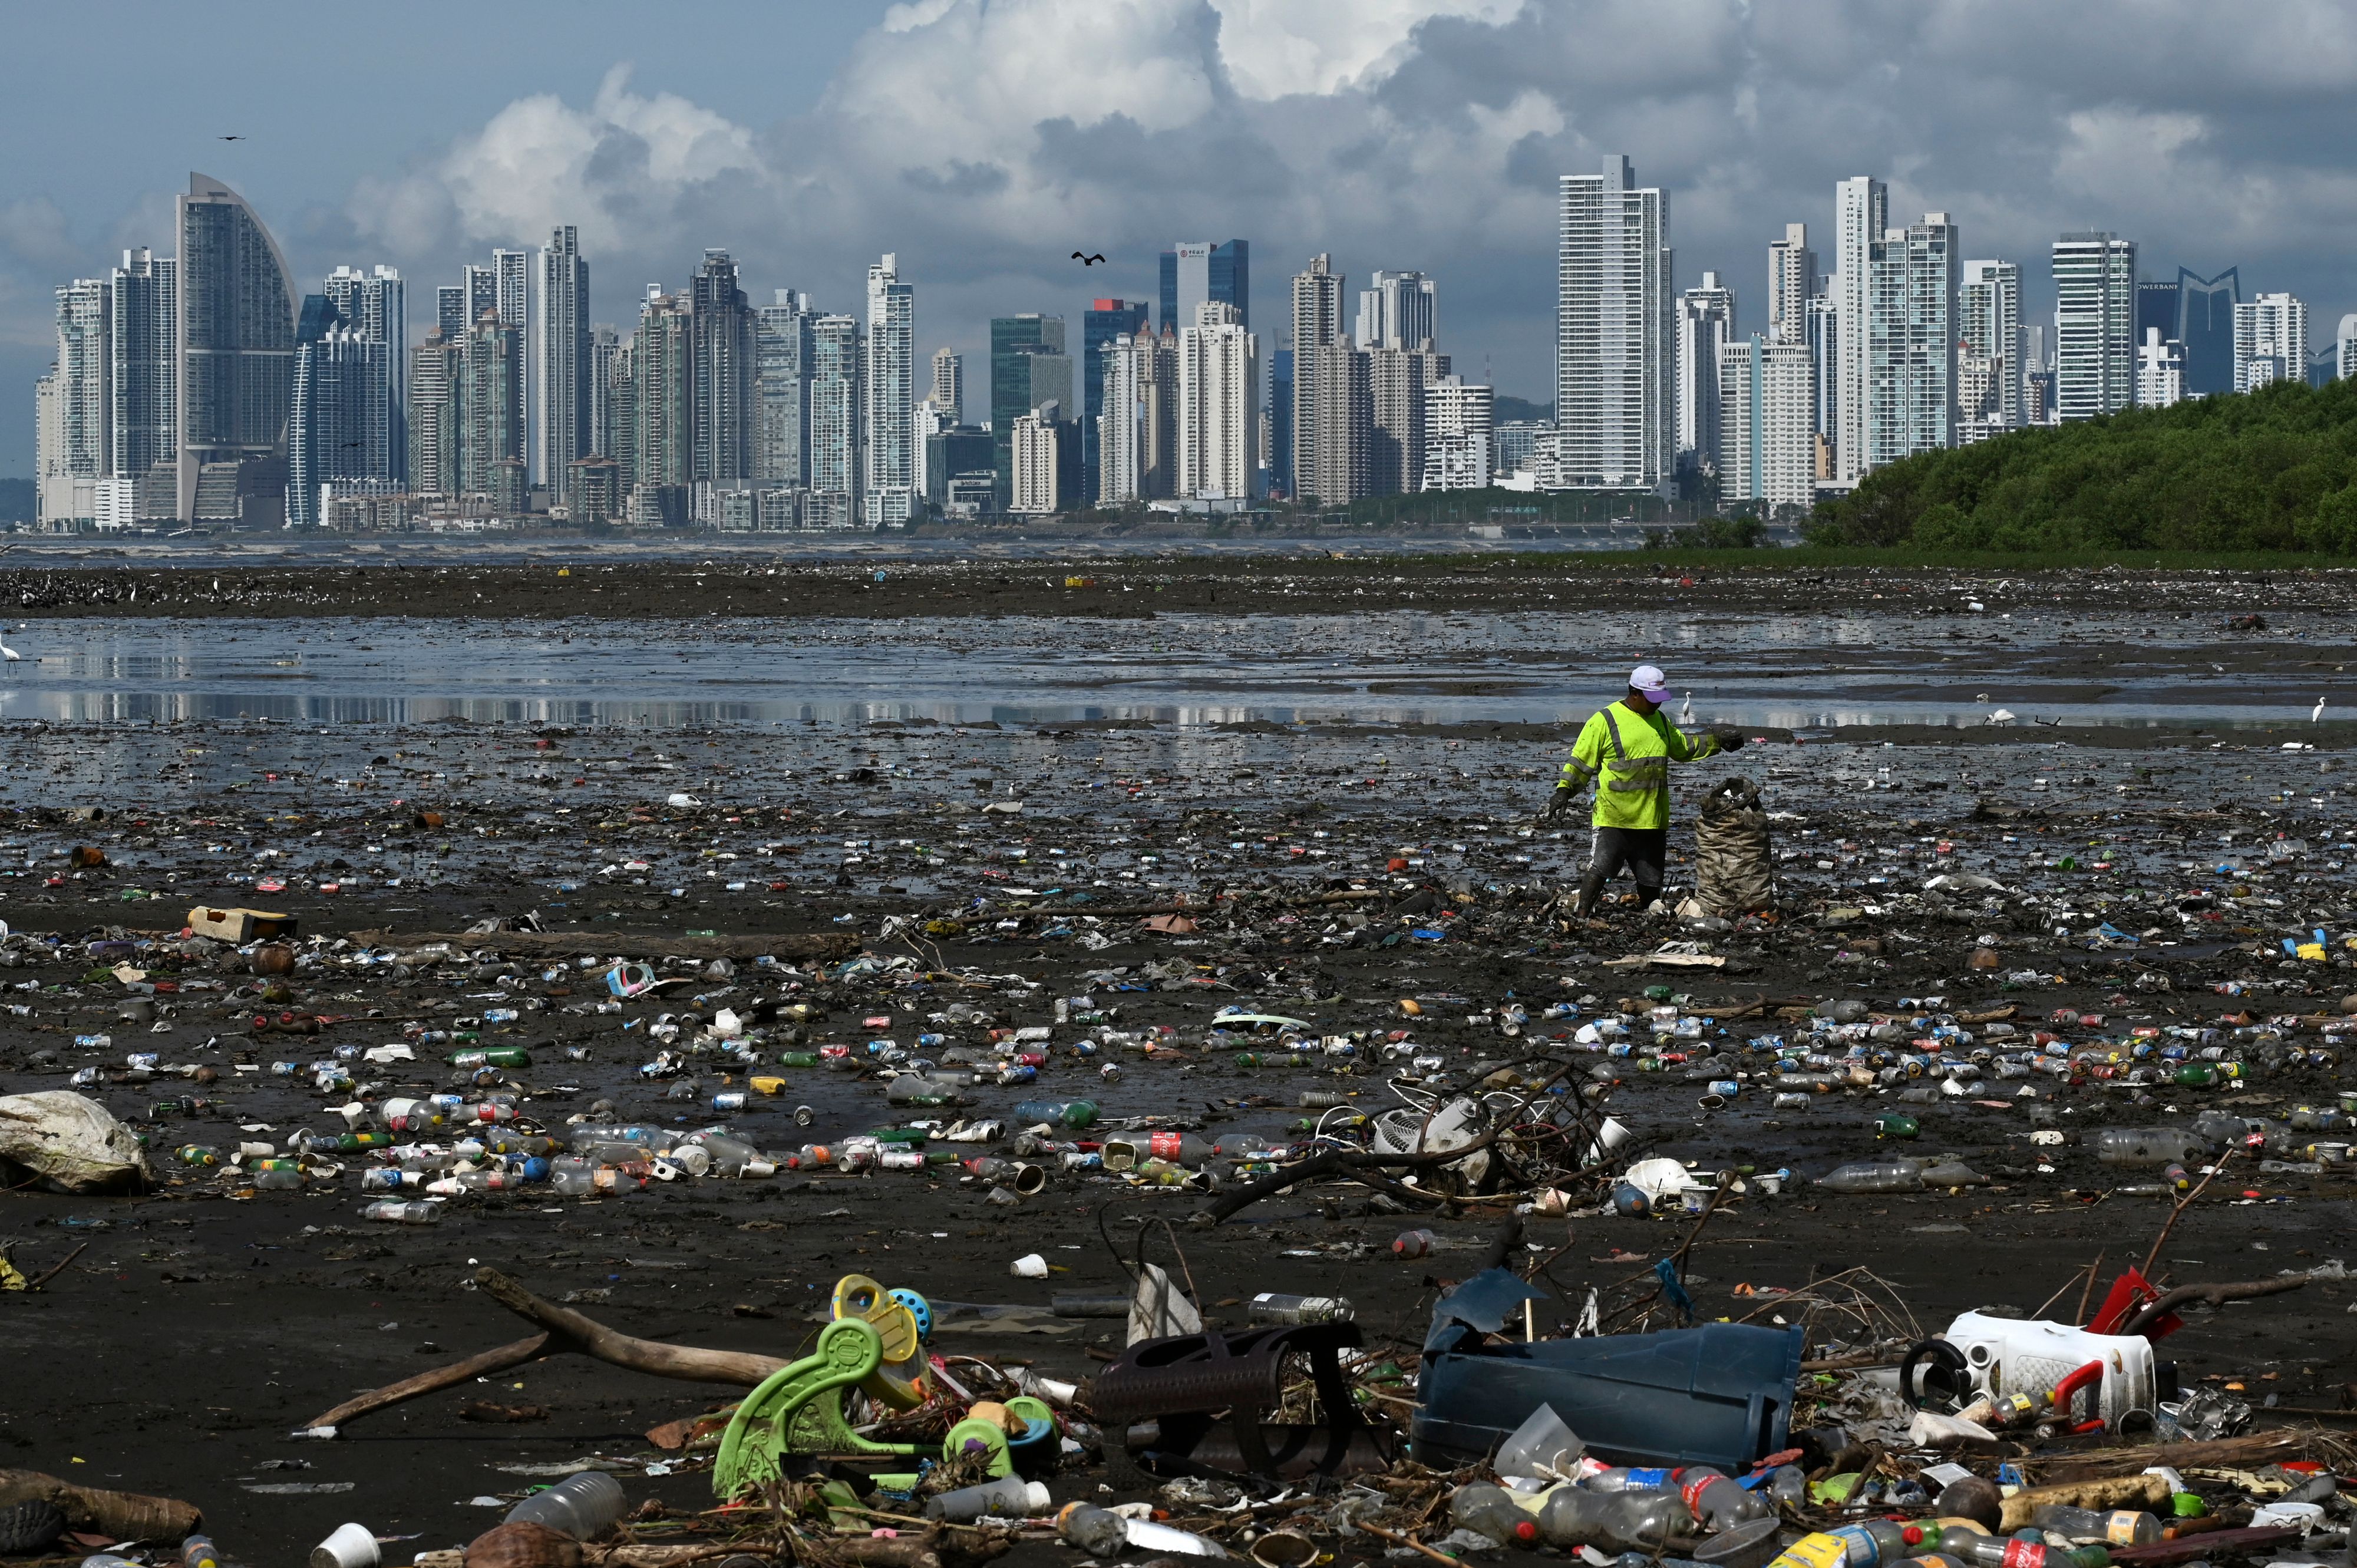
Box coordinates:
[4,0,2353,481]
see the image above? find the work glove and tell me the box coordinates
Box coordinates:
[1540,785,1574,824]
[1712,731,1747,753]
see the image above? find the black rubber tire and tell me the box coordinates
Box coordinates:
[0,1499,65,1555]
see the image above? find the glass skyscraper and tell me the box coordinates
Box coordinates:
[176,173,295,524]
[1082,298,1148,506]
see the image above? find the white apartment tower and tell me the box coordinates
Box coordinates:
[2234,292,2307,392]
[930,347,963,425]
[2052,233,2137,420]
[1718,334,1815,509]
[1959,259,2022,436]
[1833,176,1887,481]
[1866,213,1959,466]
[1675,272,1735,476]
[1097,328,1145,505]
[493,247,530,479]
[1768,225,1814,343]
[863,253,916,523]
[1009,405,1062,514]
[1177,301,1259,500]
[1556,155,1673,491]
[1421,376,1493,491]
[2137,328,2186,408]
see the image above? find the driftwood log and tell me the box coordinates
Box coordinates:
[0,1469,201,1541]
[346,928,860,962]
[302,1268,791,1432]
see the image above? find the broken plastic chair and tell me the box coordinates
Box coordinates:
[1089,1321,1389,1484]
[831,1273,932,1409]
[712,1316,925,1499]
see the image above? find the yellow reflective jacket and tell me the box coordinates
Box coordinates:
[1560,699,1721,830]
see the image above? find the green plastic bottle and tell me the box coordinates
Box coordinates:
[775,1051,820,1068]
[1876,1113,1920,1140]
[448,1046,531,1068]
[2174,1063,2218,1088]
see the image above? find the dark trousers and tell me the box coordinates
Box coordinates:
[1578,826,1668,914]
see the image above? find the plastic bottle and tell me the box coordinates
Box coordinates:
[2028,1508,2161,1547]
[448,1046,531,1068]
[182,1537,220,1568]
[1247,1292,1354,1325]
[1536,1486,1694,1553]
[1392,1228,1437,1259]
[1959,1538,2107,1568]
[1012,1098,1098,1128]
[1450,1484,1541,1546]
[1874,1113,1921,1140]
[924,1475,1049,1522]
[359,1199,441,1224]
[1055,1503,1224,1559]
[1676,1468,1773,1530]
[505,1471,626,1540]
[682,1130,774,1178]
[2095,1129,2206,1166]
[1816,1160,1924,1194]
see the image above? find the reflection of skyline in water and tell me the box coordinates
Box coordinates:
[0,612,2336,732]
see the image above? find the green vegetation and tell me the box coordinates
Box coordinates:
[1805,374,2357,553]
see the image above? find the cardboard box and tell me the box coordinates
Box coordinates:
[186,906,297,943]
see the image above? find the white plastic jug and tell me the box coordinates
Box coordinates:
[1942,1310,2155,1428]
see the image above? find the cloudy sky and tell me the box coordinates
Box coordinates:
[4,0,2352,477]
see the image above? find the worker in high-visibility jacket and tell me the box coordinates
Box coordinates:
[1545,663,1744,917]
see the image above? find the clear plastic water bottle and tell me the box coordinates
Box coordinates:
[1248,1292,1354,1325]
[504,1471,625,1539]
[359,1199,441,1224]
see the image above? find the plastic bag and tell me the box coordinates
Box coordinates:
[1697,776,1774,917]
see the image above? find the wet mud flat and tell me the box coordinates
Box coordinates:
[1,557,2356,623]
[2,700,2357,1561]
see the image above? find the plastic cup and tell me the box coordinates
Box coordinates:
[309,1524,379,1568]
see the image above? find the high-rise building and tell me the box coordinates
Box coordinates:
[54,279,111,481]
[538,227,589,502]
[1959,259,2021,435]
[2338,314,2357,383]
[108,247,175,499]
[322,264,406,480]
[2174,267,2240,397]
[1082,298,1148,506]
[1177,301,1259,500]
[1719,334,1815,509]
[1556,155,1673,491]
[1308,338,1371,504]
[176,173,295,524]
[1009,402,1065,514]
[1421,376,1493,491]
[2054,232,2137,421]
[606,336,637,491]
[2135,278,2179,364]
[862,253,916,523]
[1369,346,1444,496]
[930,347,963,424]
[1866,213,1958,465]
[808,312,861,521]
[408,329,461,496]
[1288,254,1346,502]
[754,290,813,489]
[1097,325,1145,506]
[989,313,1066,509]
[689,250,754,485]
[1675,272,1735,477]
[1137,324,1180,500]
[463,265,497,331]
[458,308,524,509]
[2137,328,2185,408]
[437,285,467,342]
[1805,291,1839,446]
[587,323,619,463]
[1832,176,1887,481]
[632,291,692,496]
[289,311,390,527]
[1355,271,1436,351]
[1269,347,1293,496]
[491,248,530,483]
[1767,224,1814,343]
[1160,240,1249,332]
[2234,292,2307,392]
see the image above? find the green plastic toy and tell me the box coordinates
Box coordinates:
[711,1316,925,1498]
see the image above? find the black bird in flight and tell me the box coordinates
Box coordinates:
[219,135,245,141]
[1072,251,1105,265]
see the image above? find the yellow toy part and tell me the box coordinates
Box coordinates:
[830,1273,930,1410]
